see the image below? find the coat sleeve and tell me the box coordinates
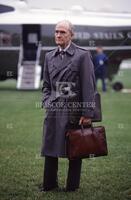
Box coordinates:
[42,54,51,108]
[79,51,96,118]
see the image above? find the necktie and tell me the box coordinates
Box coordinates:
[59,50,65,60]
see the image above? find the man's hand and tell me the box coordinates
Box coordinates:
[79,116,92,126]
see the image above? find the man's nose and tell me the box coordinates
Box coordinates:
[57,33,61,37]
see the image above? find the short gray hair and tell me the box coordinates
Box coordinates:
[56,20,74,35]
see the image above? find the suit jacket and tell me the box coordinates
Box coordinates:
[41,42,97,158]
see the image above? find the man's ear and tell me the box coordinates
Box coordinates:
[71,32,74,39]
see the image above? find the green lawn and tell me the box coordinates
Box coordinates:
[112,69,131,89]
[0,80,131,200]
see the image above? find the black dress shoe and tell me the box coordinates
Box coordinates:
[60,187,78,192]
[38,183,59,192]
[39,186,59,192]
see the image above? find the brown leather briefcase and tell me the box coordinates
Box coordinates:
[66,125,108,159]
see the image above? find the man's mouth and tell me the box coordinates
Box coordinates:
[56,40,63,42]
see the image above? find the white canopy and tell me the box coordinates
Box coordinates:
[0,0,131,26]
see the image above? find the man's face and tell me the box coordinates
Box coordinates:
[55,24,72,48]
[97,47,103,54]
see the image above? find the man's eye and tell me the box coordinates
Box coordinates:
[55,30,66,34]
[60,31,66,34]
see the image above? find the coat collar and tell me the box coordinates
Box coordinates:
[52,42,76,57]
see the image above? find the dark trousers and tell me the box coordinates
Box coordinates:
[43,156,82,190]
[96,76,107,92]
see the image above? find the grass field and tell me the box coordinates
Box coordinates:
[113,69,131,89]
[0,79,131,200]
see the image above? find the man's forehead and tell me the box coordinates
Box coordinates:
[55,24,69,31]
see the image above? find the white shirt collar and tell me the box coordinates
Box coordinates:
[59,41,71,52]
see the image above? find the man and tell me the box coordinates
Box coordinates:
[40,20,96,192]
[93,46,108,92]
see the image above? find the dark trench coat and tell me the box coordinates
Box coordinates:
[41,42,96,158]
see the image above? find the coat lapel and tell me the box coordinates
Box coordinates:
[50,42,76,79]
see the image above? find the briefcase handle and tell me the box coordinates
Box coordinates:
[81,123,94,133]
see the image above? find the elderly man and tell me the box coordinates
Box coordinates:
[40,20,96,192]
